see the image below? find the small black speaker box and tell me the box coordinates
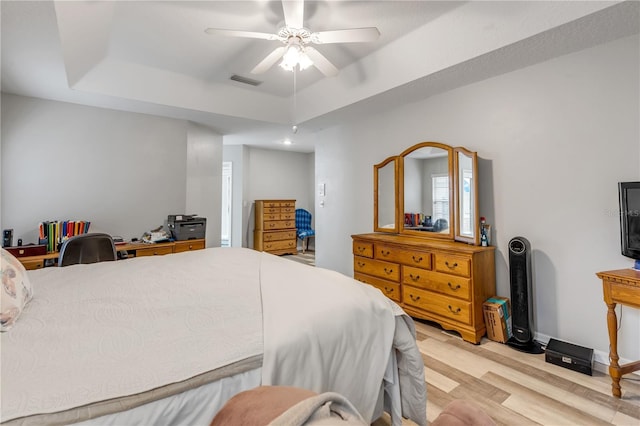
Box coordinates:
[545,338,594,376]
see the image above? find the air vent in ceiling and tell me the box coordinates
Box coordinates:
[230,74,262,86]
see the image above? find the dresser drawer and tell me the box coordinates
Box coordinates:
[403,286,472,324]
[376,244,431,269]
[264,230,297,242]
[354,256,400,282]
[263,213,281,221]
[280,201,295,208]
[281,207,295,214]
[354,273,401,302]
[174,240,205,253]
[263,239,296,252]
[264,220,295,230]
[136,245,174,257]
[402,266,471,300]
[434,253,471,277]
[353,241,374,258]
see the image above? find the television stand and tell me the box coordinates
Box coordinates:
[595,269,640,398]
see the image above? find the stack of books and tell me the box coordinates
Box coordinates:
[38,220,91,253]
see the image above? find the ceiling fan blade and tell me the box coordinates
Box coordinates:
[251,46,287,74]
[311,27,380,44]
[205,28,278,41]
[305,47,338,77]
[282,0,304,29]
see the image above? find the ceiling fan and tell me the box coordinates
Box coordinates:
[205,0,380,77]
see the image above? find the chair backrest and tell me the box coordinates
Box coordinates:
[295,209,313,230]
[58,233,117,267]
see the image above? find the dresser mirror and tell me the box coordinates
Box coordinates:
[454,148,480,245]
[374,156,399,233]
[374,141,480,244]
[399,142,454,240]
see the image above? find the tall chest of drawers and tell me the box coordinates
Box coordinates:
[254,200,297,255]
[352,233,495,344]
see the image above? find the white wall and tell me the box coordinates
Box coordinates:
[186,122,223,247]
[315,35,640,362]
[0,94,222,245]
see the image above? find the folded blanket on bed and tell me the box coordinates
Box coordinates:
[210,386,366,426]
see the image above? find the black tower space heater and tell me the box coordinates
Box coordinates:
[507,236,543,354]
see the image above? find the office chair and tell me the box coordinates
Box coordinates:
[295,209,315,254]
[433,218,449,233]
[58,233,117,267]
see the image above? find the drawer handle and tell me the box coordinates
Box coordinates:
[357,246,366,253]
[448,305,461,314]
[448,282,461,291]
[409,273,420,281]
[409,294,420,302]
[269,223,276,228]
[384,286,394,294]
[383,267,394,275]
[188,245,193,250]
[445,261,458,269]
[412,255,423,263]
[357,261,366,268]
[380,250,390,257]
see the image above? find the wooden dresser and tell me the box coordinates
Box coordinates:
[352,233,495,343]
[254,199,297,255]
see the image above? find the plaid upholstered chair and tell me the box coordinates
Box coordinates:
[295,209,315,254]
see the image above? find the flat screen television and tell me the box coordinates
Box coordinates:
[618,182,640,269]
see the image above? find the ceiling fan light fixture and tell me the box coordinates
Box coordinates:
[279,44,306,71]
[298,52,313,71]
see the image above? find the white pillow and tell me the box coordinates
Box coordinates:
[1,248,34,331]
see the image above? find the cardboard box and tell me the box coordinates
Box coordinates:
[483,296,512,343]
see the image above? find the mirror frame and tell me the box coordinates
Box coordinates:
[454,147,480,245]
[373,141,481,245]
[373,155,399,233]
[399,141,454,241]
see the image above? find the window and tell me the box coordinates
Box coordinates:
[432,174,449,222]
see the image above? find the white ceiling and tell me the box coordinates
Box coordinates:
[2,1,638,153]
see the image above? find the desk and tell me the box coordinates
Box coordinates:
[596,268,640,398]
[17,239,206,270]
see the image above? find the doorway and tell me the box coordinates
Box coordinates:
[221,161,232,247]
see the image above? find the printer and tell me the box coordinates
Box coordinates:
[166,215,207,241]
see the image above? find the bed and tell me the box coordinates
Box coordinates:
[1,247,426,426]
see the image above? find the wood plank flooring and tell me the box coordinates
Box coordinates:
[410,319,640,425]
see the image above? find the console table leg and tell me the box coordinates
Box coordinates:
[606,302,622,398]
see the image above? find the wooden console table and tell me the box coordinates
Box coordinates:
[17,239,206,270]
[596,268,640,398]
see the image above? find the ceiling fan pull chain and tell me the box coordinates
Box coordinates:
[292,68,298,133]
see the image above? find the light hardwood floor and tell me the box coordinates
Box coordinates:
[408,319,640,425]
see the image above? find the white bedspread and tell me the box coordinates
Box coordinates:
[1,248,264,423]
[1,248,425,425]
[260,253,397,423]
